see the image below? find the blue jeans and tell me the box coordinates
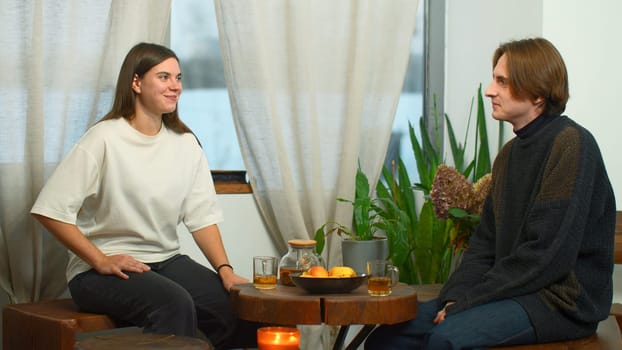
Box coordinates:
[69,254,259,349]
[364,298,536,350]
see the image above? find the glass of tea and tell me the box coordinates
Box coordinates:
[366,260,399,296]
[253,256,278,289]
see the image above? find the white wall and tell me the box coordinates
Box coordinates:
[179,194,279,281]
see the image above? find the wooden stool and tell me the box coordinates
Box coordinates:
[490,316,622,349]
[611,303,622,332]
[74,333,212,350]
[3,298,119,350]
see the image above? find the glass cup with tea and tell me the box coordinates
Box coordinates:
[253,256,278,289]
[366,260,399,296]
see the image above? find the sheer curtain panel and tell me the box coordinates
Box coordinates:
[0,0,171,304]
[215,0,418,266]
[215,1,418,348]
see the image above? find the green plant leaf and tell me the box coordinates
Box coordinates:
[313,224,327,255]
[355,166,370,200]
[445,114,465,174]
[448,207,470,218]
[420,117,440,180]
[409,121,429,192]
[474,84,491,181]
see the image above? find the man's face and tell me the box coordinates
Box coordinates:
[485,54,542,130]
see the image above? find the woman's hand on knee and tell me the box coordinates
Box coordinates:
[94,254,151,280]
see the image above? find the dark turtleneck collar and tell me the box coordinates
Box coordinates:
[515,113,558,139]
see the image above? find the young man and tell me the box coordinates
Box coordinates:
[365,37,616,349]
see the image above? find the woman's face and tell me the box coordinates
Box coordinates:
[132,57,182,117]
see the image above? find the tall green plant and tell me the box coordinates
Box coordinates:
[378,104,449,284]
[378,85,499,284]
[411,96,443,194]
[446,84,492,183]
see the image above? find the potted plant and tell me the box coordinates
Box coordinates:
[313,167,407,274]
[315,85,500,282]
[377,85,500,284]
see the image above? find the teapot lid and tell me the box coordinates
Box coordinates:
[288,239,317,248]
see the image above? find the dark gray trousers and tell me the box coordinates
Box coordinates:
[69,254,254,349]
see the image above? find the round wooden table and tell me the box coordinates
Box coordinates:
[230,283,418,350]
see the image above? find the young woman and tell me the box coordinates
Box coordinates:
[31,43,253,349]
[365,37,616,349]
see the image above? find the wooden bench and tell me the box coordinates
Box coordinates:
[3,298,119,350]
[2,298,214,350]
[615,211,622,267]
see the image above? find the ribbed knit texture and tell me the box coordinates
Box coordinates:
[439,115,616,343]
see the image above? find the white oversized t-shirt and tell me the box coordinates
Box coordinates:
[31,118,223,281]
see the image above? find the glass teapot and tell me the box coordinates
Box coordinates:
[279,239,324,286]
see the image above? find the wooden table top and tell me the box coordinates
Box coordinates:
[229,283,418,326]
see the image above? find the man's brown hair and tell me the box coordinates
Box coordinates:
[493,38,569,115]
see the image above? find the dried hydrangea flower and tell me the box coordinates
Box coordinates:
[430,164,474,219]
[469,173,492,215]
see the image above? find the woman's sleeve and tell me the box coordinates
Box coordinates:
[30,145,100,224]
[181,153,224,232]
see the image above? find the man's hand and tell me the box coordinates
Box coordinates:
[434,301,456,324]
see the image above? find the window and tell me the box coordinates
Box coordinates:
[171,1,433,178]
[171,1,243,170]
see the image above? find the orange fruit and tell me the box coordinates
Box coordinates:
[307,266,329,277]
[328,266,357,278]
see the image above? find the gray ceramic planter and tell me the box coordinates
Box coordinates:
[341,238,389,275]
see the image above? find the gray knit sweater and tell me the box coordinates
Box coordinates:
[439,115,616,343]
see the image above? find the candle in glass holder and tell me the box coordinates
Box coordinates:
[257,327,300,350]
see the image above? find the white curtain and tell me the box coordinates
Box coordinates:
[215,0,418,265]
[0,0,171,304]
[215,1,418,348]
